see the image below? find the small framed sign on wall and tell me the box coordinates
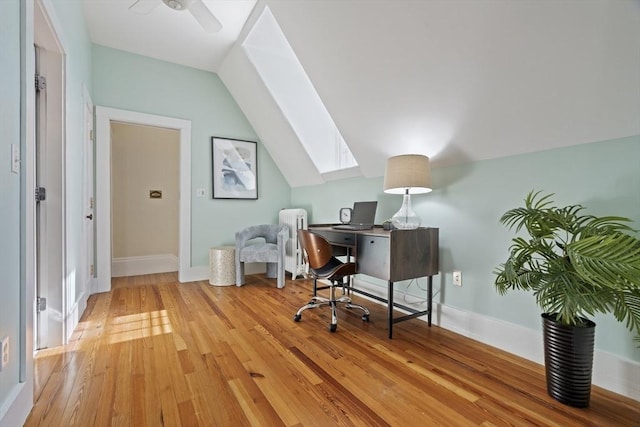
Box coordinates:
[211,137,258,200]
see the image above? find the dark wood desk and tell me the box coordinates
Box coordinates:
[308,225,439,338]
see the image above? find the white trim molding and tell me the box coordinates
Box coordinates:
[95,107,192,292]
[112,254,179,277]
[180,262,264,284]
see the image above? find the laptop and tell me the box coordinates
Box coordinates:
[333,201,378,230]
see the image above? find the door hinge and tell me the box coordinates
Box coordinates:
[35,74,46,92]
[90,265,94,276]
[35,187,46,202]
[37,297,47,312]
[89,129,94,141]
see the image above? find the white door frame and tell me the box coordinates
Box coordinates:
[95,107,192,292]
[81,86,95,296]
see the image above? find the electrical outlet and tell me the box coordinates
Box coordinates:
[453,271,462,287]
[1,336,8,371]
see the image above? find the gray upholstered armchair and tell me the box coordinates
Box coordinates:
[235,224,289,288]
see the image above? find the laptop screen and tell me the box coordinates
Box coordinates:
[350,201,377,225]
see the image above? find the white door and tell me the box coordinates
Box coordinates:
[83,100,95,294]
[33,18,65,349]
[34,46,48,350]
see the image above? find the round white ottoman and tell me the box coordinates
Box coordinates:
[209,246,236,286]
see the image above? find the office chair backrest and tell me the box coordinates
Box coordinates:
[297,230,333,270]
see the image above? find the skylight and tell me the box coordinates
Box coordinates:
[242,7,357,175]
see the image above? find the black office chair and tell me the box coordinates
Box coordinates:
[293,229,370,332]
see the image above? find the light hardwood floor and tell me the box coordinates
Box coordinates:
[25,272,640,426]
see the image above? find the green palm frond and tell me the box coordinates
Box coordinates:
[580,216,636,236]
[611,290,640,337]
[495,191,640,343]
[568,233,640,289]
[499,191,555,233]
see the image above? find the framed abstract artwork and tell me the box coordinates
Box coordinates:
[211,137,258,199]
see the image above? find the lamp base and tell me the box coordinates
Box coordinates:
[391,193,421,230]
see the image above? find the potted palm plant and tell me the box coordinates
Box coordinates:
[494,191,640,408]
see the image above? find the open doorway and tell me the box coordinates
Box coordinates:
[110,123,180,277]
[95,107,192,293]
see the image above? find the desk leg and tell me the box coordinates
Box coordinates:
[347,247,353,294]
[427,275,433,327]
[388,280,394,339]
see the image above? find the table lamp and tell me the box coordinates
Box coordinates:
[383,154,432,229]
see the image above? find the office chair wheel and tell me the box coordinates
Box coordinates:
[293,314,302,322]
[362,314,370,322]
[329,324,337,333]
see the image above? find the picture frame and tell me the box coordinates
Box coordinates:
[211,137,258,199]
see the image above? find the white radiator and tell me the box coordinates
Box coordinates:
[279,208,308,279]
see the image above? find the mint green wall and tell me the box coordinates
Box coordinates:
[0,0,22,409]
[292,136,640,362]
[91,46,291,266]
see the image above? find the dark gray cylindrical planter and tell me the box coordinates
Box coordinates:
[542,313,596,408]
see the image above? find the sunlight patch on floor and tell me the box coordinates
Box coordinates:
[108,309,172,344]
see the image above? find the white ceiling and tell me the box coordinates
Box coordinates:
[83,0,640,186]
[83,0,257,72]
[265,0,640,172]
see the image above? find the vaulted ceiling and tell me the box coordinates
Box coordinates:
[84,0,257,71]
[83,0,640,187]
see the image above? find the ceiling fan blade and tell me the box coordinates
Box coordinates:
[188,0,222,33]
[129,0,161,14]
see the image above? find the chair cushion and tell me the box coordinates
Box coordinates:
[312,257,356,280]
[239,243,279,263]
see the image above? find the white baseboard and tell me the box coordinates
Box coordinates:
[178,263,264,283]
[180,265,209,283]
[436,302,545,364]
[593,350,640,400]
[112,254,179,277]
[352,278,640,402]
[0,383,31,427]
[65,290,88,343]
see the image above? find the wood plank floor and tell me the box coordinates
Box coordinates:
[25,272,640,426]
